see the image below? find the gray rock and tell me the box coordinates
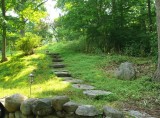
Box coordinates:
[72,84,95,90]
[39,98,52,106]
[52,59,63,62]
[128,110,155,118]
[75,105,99,116]
[32,100,52,116]
[56,111,65,118]
[43,115,58,118]
[83,90,112,98]
[20,98,37,115]
[9,113,15,118]
[4,113,9,118]
[103,106,124,118]
[64,79,83,84]
[115,62,136,80]
[51,55,61,58]
[48,53,60,56]
[21,115,35,118]
[54,71,71,77]
[52,96,70,111]
[5,94,27,112]
[63,101,79,113]
[53,70,68,72]
[0,98,5,105]
[53,63,65,68]
[15,111,22,118]
[60,77,74,81]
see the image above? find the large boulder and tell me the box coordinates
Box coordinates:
[5,94,27,112]
[52,96,70,111]
[103,106,124,118]
[115,62,136,80]
[20,98,37,115]
[32,100,52,116]
[75,105,99,117]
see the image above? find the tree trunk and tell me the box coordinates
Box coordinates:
[1,0,7,62]
[20,17,26,36]
[147,0,153,32]
[153,0,160,82]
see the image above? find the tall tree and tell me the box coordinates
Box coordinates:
[147,0,153,32]
[1,0,7,62]
[154,0,160,82]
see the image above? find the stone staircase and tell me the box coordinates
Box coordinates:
[49,52,112,99]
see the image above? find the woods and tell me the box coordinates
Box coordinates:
[0,0,160,83]
[0,0,51,58]
[54,0,156,56]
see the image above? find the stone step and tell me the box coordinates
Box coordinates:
[53,70,68,72]
[83,90,112,98]
[51,55,61,59]
[52,58,63,62]
[59,77,74,81]
[54,72,71,77]
[72,84,95,90]
[47,52,60,56]
[51,64,65,68]
[63,79,83,84]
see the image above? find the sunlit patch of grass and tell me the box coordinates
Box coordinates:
[33,78,70,98]
[0,46,70,98]
[14,66,36,81]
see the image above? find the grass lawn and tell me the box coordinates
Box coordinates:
[0,41,159,117]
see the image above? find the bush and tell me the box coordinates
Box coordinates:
[16,32,42,55]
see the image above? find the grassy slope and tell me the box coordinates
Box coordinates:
[47,41,160,115]
[0,42,159,116]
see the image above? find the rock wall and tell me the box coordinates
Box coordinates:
[0,94,124,118]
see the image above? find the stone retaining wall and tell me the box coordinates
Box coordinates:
[0,94,124,118]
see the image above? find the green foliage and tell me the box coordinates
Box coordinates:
[16,33,42,55]
[55,0,157,56]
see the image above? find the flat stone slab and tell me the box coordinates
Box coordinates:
[60,77,74,81]
[128,110,155,118]
[53,70,68,72]
[52,64,65,68]
[54,72,71,77]
[47,53,60,56]
[83,90,112,98]
[72,84,95,90]
[64,79,83,84]
[52,59,63,62]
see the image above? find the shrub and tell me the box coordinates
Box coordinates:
[16,32,42,55]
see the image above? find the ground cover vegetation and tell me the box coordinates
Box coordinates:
[0,42,159,117]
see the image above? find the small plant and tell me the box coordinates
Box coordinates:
[16,32,42,55]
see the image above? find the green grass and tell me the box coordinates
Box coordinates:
[46,41,160,112]
[0,41,159,116]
